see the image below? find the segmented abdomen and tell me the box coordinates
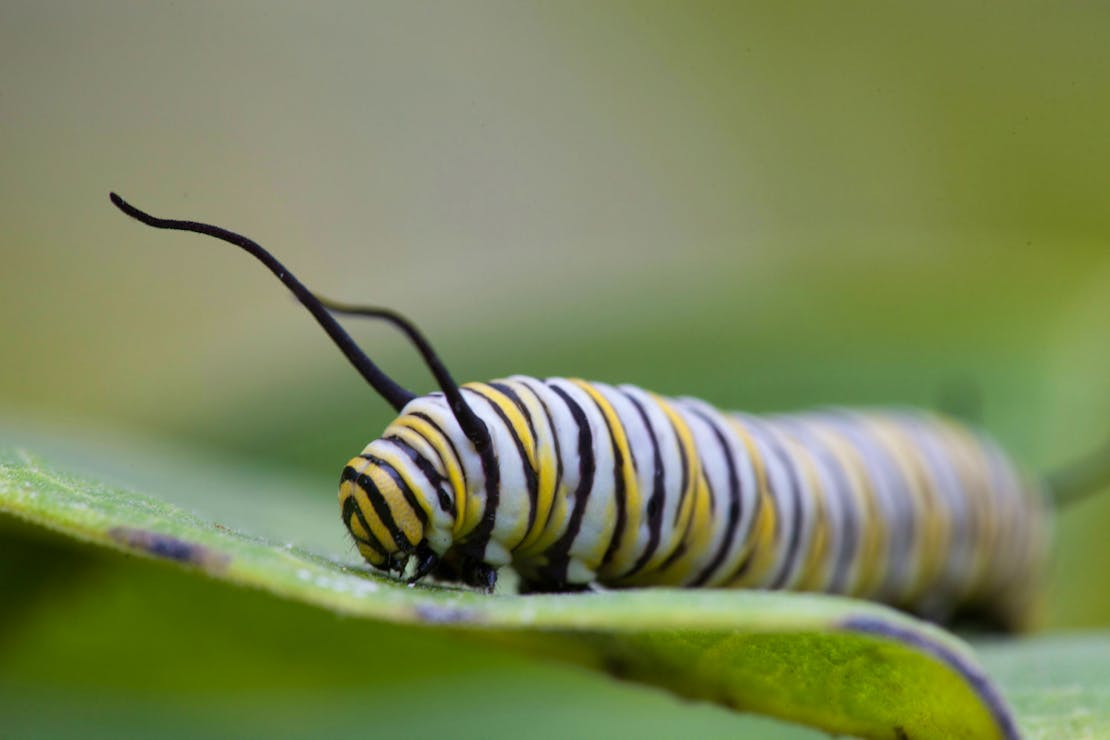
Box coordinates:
[368,375,1048,624]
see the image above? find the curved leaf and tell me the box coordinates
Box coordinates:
[1,446,1019,739]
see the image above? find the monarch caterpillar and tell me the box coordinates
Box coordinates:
[111,193,1106,630]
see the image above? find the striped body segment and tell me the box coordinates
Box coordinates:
[339,376,1049,626]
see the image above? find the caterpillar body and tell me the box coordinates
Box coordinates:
[112,193,1105,631]
[342,378,1047,628]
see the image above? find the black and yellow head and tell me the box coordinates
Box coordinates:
[339,452,440,581]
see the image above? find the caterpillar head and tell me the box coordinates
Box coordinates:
[338,451,443,582]
[109,194,488,585]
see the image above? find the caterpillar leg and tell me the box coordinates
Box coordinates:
[406,542,440,584]
[463,560,498,592]
[517,580,592,595]
[430,548,498,592]
[515,555,597,593]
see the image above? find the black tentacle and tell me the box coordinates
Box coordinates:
[110,193,415,411]
[315,295,493,459]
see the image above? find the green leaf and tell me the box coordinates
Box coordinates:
[976,633,1110,739]
[0,445,1029,739]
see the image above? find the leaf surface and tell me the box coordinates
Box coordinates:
[0,445,1040,739]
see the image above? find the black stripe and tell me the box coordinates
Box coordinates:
[622,389,667,578]
[490,382,538,444]
[455,387,502,560]
[381,436,455,516]
[353,465,414,550]
[515,379,566,537]
[577,387,628,570]
[490,381,541,539]
[362,453,429,527]
[669,412,691,529]
[721,423,777,585]
[540,383,596,583]
[658,535,689,571]
[797,426,858,593]
[836,417,907,593]
[880,434,919,589]
[843,430,893,593]
[479,384,540,536]
[765,433,806,590]
[341,480,389,557]
[858,422,914,579]
[649,405,692,572]
[411,411,470,496]
[689,407,743,587]
[725,544,755,582]
[659,477,707,573]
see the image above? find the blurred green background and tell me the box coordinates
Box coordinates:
[2,2,1108,737]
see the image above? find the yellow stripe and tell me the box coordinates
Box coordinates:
[657,472,714,585]
[355,541,386,566]
[343,457,399,551]
[723,416,778,588]
[653,393,700,543]
[467,383,537,548]
[366,464,423,546]
[786,437,830,591]
[368,444,435,526]
[470,383,537,470]
[385,425,452,505]
[720,417,767,577]
[508,381,563,555]
[392,415,472,537]
[573,380,642,576]
[629,393,701,577]
[810,426,886,598]
[867,417,946,602]
[936,418,998,599]
[340,489,370,542]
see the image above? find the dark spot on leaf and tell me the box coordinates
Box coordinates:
[108,527,229,572]
[413,604,478,624]
[602,654,631,680]
[894,726,909,740]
